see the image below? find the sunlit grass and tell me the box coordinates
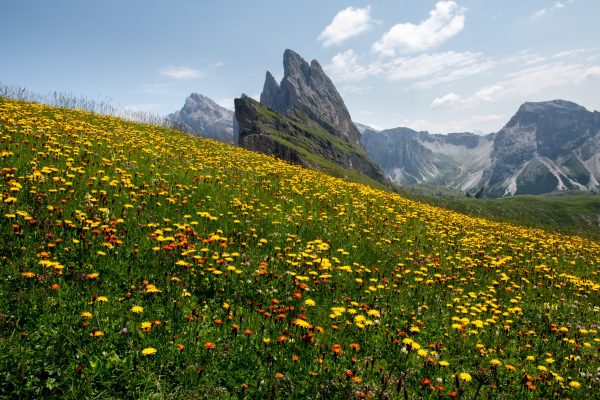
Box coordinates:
[0,98,598,399]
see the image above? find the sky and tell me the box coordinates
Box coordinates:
[1,0,600,134]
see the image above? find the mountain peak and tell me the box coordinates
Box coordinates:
[260,49,362,147]
[167,93,234,143]
[517,99,588,114]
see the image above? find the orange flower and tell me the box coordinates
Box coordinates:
[203,342,216,350]
[332,343,343,356]
[277,335,288,343]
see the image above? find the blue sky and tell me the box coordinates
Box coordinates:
[2,0,599,133]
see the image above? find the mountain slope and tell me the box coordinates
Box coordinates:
[479,100,600,197]
[1,98,599,399]
[364,100,600,197]
[168,93,234,143]
[362,127,494,191]
[235,95,386,185]
[260,49,362,148]
[236,49,387,185]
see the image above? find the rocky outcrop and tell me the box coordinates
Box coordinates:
[235,95,387,184]
[167,93,234,143]
[478,100,600,196]
[260,49,362,147]
[362,100,600,197]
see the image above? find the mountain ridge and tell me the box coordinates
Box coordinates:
[363,99,600,197]
[167,92,234,143]
[235,49,388,186]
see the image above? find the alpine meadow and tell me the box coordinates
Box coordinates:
[2,1,600,399]
[0,98,598,398]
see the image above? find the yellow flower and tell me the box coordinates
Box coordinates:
[439,361,449,367]
[459,372,472,382]
[131,306,144,314]
[490,359,502,367]
[96,296,108,303]
[304,299,316,307]
[81,311,93,319]
[569,381,581,389]
[142,347,157,356]
[140,321,152,330]
[293,318,311,328]
[145,284,161,293]
[367,309,380,317]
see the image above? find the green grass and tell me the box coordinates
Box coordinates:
[405,187,600,239]
[1,98,599,399]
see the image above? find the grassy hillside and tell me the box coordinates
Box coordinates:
[1,98,599,399]
[405,185,600,239]
[237,96,388,188]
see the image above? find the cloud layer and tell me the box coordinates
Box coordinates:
[159,66,203,79]
[373,1,465,56]
[318,6,373,47]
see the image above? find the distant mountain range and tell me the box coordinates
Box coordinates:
[167,93,234,143]
[363,100,600,197]
[169,53,600,198]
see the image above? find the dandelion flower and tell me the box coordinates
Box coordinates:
[293,318,311,328]
[459,372,472,382]
[131,306,144,314]
[142,347,157,356]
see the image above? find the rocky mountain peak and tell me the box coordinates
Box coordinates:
[167,93,234,143]
[260,49,362,147]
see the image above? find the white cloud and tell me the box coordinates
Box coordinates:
[217,97,235,111]
[318,6,373,47]
[434,61,600,109]
[431,92,461,109]
[585,66,600,79]
[531,0,574,19]
[326,50,493,87]
[372,1,465,56]
[552,48,592,59]
[159,66,203,79]
[381,51,490,82]
[412,59,495,89]
[325,49,372,81]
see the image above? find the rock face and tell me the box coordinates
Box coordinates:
[362,100,600,197]
[479,100,600,196]
[236,50,387,186]
[235,95,386,184]
[362,128,494,191]
[167,93,234,143]
[260,49,362,148]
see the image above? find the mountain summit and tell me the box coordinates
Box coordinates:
[235,50,387,185]
[260,49,362,148]
[167,93,234,143]
[479,100,600,196]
